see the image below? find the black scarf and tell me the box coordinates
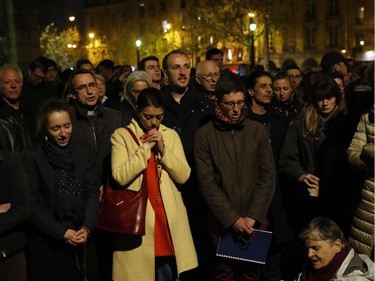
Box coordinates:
[41,140,84,227]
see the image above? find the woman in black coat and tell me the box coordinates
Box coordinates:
[0,150,29,281]
[23,100,100,281]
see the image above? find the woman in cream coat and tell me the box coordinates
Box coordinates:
[347,106,374,257]
[110,88,198,281]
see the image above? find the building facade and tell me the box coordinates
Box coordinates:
[83,0,374,70]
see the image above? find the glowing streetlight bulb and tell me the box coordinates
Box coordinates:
[360,40,365,46]
[69,16,75,22]
[135,40,142,48]
[88,33,95,39]
[250,23,257,32]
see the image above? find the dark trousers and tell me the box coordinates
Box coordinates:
[212,257,259,281]
[0,250,27,281]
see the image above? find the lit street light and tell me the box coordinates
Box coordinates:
[249,13,257,67]
[135,39,142,66]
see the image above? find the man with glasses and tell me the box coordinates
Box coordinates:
[20,56,57,112]
[67,68,122,281]
[194,72,275,280]
[194,60,220,100]
[283,64,304,103]
[67,68,122,186]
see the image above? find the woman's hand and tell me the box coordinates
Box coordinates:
[63,227,89,246]
[146,129,164,155]
[0,203,11,213]
[299,174,319,189]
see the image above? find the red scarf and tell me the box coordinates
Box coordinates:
[143,133,175,257]
[301,244,351,281]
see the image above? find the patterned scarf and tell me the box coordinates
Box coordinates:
[41,140,84,227]
[213,102,247,131]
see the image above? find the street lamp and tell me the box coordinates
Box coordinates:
[249,13,257,67]
[135,39,142,66]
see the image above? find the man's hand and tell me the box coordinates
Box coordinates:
[233,217,256,235]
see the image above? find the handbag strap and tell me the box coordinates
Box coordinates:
[124,127,141,146]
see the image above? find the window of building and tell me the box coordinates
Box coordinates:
[139,3,145,18]
[140,23,146,36]
[328,0,339,16]
[355,6,365,24]
[160,0,167,12]
[328,25,339,48]
[306,27,315,48]
[269,30,275,52]
[306,0,316,20]
[149,1,156,16]
[180,0,187,8]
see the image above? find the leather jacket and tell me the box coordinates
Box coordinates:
[0,98,37,153]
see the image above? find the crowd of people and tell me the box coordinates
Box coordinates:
[0,48,373,281]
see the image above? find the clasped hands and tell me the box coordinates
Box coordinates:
[64,227,90,246]
[145,129,164,155]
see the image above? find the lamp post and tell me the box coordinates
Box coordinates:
[249,13,257,67]
[135,39,142,66]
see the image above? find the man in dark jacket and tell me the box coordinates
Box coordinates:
[194,73,275,280]
[161,50,213,279]
[67,68,123,281]
[0,65,37,153]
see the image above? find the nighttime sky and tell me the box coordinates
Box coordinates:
[37,0,85,29]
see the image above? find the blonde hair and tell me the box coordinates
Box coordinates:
[122,71,152,102]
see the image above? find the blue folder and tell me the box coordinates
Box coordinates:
[216,229,273,264]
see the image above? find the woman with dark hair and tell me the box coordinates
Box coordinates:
[272,71,304,126]
[279,74,344,232]
[111,88,197,280]
[23,100,100,281]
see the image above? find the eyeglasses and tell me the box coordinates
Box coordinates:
[198,72,221,81]
[31,72,46,81]
[74,82,98,94]
[221,100,245,109]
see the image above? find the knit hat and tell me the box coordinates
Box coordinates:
[320,51,352,70]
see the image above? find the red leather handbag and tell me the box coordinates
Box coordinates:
[96,127,148,235]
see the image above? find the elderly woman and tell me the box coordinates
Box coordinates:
[95,74,110,106]
[296,217,373,281]
[111,70,152,125]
